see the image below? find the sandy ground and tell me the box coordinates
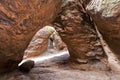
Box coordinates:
[0,49,120,80]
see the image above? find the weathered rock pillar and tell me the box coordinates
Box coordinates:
[54,0,105,63]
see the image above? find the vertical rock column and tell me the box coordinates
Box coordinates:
[54,0,105,63]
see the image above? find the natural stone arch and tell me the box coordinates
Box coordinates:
[1,0,120,74]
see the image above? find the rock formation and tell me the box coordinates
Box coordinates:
[24,26,55,59]
[86,0,120,60]
[1,0,120,73]
[0,0,62,73]
[49,31,67,50]
[53,0,105,63]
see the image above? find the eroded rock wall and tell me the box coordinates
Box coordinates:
[86,0,120,60]
[54,0,105,63]
[0,0,61,73]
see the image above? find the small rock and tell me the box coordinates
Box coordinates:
[18,60,35,73]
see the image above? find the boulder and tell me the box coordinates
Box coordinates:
[0,0,61,73]
[18,60,35,73]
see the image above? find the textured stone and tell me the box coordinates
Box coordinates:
[54,0,105,62]
[50,31,67,50]
[86,0,120,60]
[24,26,55,59]
[0,0,61,73]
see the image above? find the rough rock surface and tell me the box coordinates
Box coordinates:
[0,0,61,73]
[24,26,55,59]
[49,31,67,50]
[86,0,120,60]
[54,0,105,62]
[24,26,67,59]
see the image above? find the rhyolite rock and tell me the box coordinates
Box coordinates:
[54,0,105,63]
[86,0,120,60]
[0,0,62,73]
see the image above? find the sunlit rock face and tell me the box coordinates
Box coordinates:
[24,26,67,59]
[54,0,105,63]
[24,26,55,59]
[0,0,62,73]
[50,31,67,51]
[86,0,120,60]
